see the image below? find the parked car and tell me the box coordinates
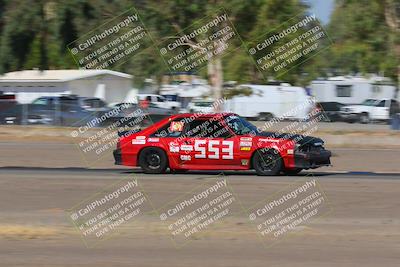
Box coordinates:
[315,102,345,122]
[161,94,182,111]
[340,99,400,123]
[186,99,215,113]
[137,94,181,111]
[0,93,21,124]
[26,95,111,126]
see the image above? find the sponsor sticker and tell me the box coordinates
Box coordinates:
[240,141,252,147]
[180,155,191,161]
[148,138,160,142]
[240,137,253,142]
[136,136,146,139]
[132,139,146,145]
[180,145,194,151]
[259,138,280,143]
[169,142,180,153]
[240,147,251,151]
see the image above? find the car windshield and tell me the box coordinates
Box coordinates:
[361,99,378,106]
[162,95,178,101]
[225,115,258,135]
[32,98,48,105]
[195,101,213,107]
[83,99,106,108]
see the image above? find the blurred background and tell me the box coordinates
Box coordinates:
[1,2,400,267]
[0,0,399,128]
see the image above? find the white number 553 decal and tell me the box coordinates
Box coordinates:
[194,140,233,159]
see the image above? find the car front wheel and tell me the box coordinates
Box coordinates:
[359,113,370,124]
[138,147,168,174]
[252,149,282,176]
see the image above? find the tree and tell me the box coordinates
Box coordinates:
[384,0,400,94]
[323,0,399,83]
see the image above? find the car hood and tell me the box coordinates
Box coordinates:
[257,132,324,146]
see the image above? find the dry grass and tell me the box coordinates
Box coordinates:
[0,224,60,240]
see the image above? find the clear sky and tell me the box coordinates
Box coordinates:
[304,0,335,24]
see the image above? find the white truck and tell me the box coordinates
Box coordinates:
[224,83,314,121]
[340,98,400,123]
[137,94,181,111]
[186,98,215,113]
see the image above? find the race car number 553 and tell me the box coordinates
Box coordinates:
[194,140,234,160]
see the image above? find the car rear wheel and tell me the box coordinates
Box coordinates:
[258,113,274,121]
[138,147,168,174]
[282,168,302,175]
[252,149,282,176]
[359,113,370,124]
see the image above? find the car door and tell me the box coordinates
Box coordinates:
[178,118,240,168]
[146,117,186,168]
[30,97,57,124]
[372,100,389,120]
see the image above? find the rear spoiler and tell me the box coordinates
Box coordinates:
[117,129,141,137]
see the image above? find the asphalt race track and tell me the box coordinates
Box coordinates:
[0,167,399,267]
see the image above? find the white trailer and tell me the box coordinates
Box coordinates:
[224,84,313,120]
[159,80,211,108]
[310,76,397,105]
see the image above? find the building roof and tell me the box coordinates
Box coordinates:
[0,69,132,83]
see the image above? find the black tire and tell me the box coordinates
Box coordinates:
[258,113,273,121]
[252,149,283,176]
[138,147,168,174]
[282,168,303,175]
[359,113,370,124]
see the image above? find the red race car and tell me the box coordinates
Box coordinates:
[113,113,331,175]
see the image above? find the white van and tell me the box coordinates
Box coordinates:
[137,94,181,110]
[224,84,313,120]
